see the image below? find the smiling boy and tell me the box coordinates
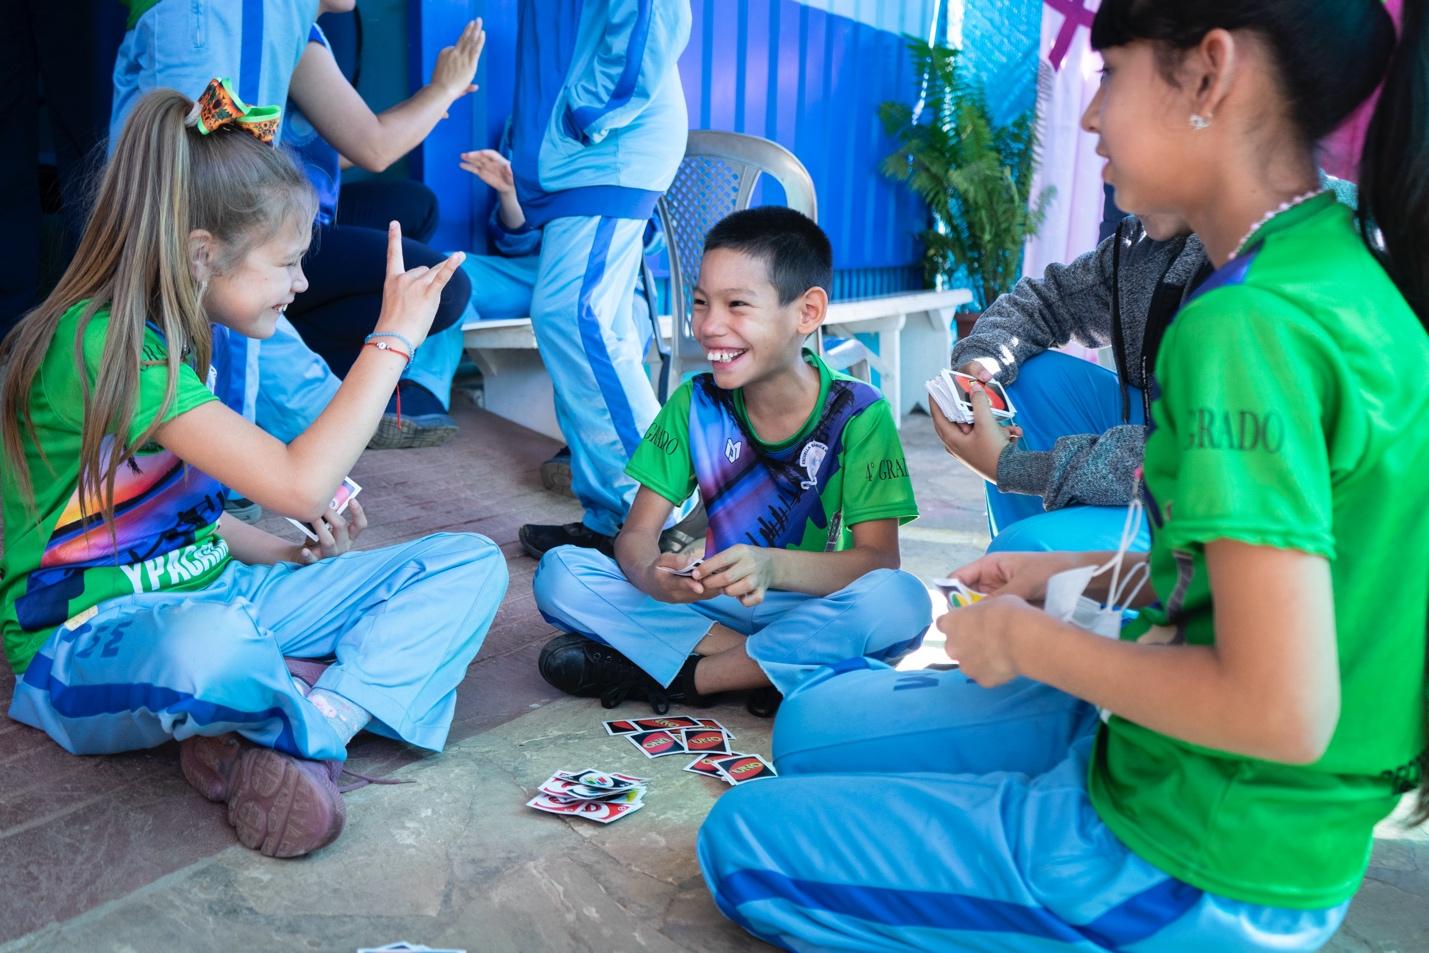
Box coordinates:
[532,207,931,713]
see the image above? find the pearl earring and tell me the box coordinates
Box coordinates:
[1190,113,1212,130]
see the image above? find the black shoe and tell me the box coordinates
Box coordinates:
[539,447,574,497]
[538,634,712,714]
[223,495,263,524]
[519,521,615,559]
[659,499,708,554]
[746,686,783,718]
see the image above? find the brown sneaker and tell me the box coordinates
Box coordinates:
[179,733,346,858]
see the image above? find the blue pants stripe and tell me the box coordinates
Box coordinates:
[22,650,303,756]
[577,217,644,456]
[239,0,263,103]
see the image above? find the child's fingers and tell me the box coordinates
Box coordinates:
[313,515,337,553]
[346,499,368,538]
[386,221,405,276]
[298,547,318,565]
[423,252,466,291]
[968,385,997,428]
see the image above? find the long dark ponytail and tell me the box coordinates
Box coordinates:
[1360,1,1429,328]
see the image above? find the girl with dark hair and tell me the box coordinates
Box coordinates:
[697,3,1428,949]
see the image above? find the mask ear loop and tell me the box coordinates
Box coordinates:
[1102,496,1144,610]
[1107,560,1149,613]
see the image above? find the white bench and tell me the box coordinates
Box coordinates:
[461,287,973,440]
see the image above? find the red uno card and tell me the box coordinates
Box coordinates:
[602,719,641,736]
[631,717,701,731]
[680,727,732,754]
[526,793,642,823]
[683,754,727,778]
[627,729,687,758]
[697,718,735,740]
[713,753,777,785]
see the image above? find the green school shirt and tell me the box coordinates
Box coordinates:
[0,303,230,674]
[626,349,918,550]
[1088,194,1429,909]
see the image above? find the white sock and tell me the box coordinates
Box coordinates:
[307,688,372,745]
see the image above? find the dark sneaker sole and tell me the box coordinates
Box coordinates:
[180,735,345,858]
[539,457,574,497]
[367,414,457,450]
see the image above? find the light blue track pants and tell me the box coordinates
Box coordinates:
[988,352,1150,554]
[406,251,659,416]
[532,546,932,694]
[698,661,1347,952]
[531,216,666,536]
[9,534,507,762]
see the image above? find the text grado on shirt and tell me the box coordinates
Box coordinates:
[865,457,909,482]
[644,425,681,456]
[1184,407,1285,454]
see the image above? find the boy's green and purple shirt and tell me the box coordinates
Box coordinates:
[627,349,917,554]
[1090,193,1429,908]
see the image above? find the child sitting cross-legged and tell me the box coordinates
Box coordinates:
[533,207,932,714]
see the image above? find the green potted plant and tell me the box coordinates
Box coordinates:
[879,39,1054,334]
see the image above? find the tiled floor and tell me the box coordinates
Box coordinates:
[0,399,1422,952]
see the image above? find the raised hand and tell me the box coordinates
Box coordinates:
[374,221,465,350]
[459,149,516,194]
[432,19,486,104]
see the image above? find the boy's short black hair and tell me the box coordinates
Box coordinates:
[702,206,833,305]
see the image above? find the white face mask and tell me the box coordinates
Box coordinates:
[1042,497,1148,639]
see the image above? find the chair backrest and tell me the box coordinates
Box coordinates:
[655,131,817,395]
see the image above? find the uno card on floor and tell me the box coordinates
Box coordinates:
[697,717,734,740]
[680,726,732,755]
[683,754,728,778]
[603,716,702,736]
[712,753,777,785]
[526,792,644,824]
[627,729,689,758]
[286,476,362,542]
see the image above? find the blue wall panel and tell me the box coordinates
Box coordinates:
[402,0,1014,296]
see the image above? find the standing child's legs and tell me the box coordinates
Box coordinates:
[699,665,1347,952]
[527,216,690,540]
[989,351,1149,553]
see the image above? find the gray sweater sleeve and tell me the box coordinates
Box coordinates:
[949,232,1118,385]
[996,424,1145,508]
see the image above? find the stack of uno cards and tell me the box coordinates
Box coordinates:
[287,475,362,541]
[926,370,1016,425]
[526,768,649,824]
[356,943,464,953]
[603,716,776,786]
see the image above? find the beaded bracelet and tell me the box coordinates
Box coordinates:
[364,330,417,356]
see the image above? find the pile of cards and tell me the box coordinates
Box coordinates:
[604,716,776,786]
[926,369,1016,425]
[357,943,463,953]
[526,768,649,824]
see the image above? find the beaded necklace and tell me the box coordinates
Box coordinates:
[1227,189,1327,261]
